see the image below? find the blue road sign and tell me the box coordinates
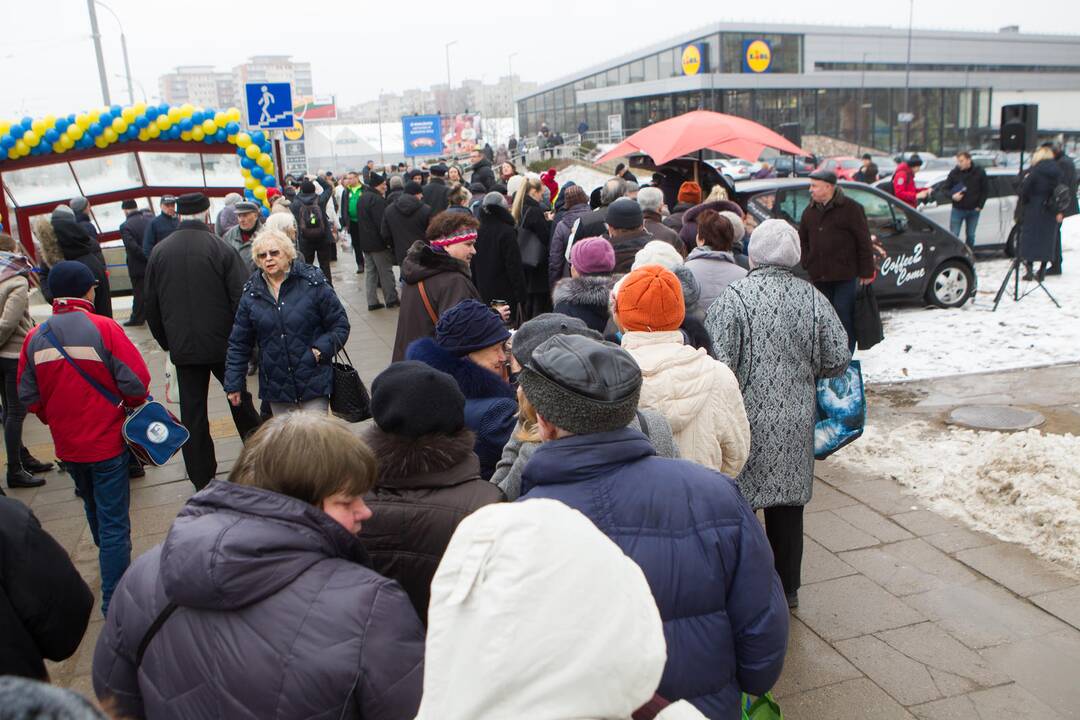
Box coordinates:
[402,115,443,157]
[245,82,294,129]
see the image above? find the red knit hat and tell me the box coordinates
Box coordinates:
[677,181,702,204]
[615,265,685,332]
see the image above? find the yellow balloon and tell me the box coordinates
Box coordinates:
[138,129,150,141]
[167,107,182,123]
[30,119,45,134]
[235,132,251,148]
[121,107,136,123]
[88,110,101,124]
[253,185,267,200]
[43,114,57,129]
[257,153,273,169]
[103,127,118,143]
[0,121,9,135]
[214,112,228,128]
[94,136,109,148]
[75,114,91,130]
[180,103,194,118]
[227,107,241,122]
[7,149,17,160]
[201,119,216,134]
[23,130,40,147]
[112,117,128,133]
[191,127,205,142]
[156,115,172,131]
[147,125,161,139]
[60,134,75,149]
[133,102,147,115]
[67,124,85,141]
[181,130,193,141]
[14,139,27,154]
[240,167,252,178]
[53,141,67,154]
[226,134,237,145]
[244,177,257,189]
[245,143,261,159]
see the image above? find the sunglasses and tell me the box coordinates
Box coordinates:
[256,249,282,260]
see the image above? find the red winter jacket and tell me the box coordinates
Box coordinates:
[18,298,150,463]
[892,162,920,207]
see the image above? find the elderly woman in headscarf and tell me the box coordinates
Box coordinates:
[705,218,849,610]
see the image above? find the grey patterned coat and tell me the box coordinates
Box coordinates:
[705,266,850,508]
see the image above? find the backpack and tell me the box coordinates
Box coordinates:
[299,202,326,240]
[1047,183,1071,214]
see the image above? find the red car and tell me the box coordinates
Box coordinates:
[815,156,863,181]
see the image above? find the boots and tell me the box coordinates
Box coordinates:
[7,467,45,489]
[20,448,54,474]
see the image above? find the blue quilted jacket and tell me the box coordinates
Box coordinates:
[520,428,789,719]
[224,262,349,403]
[405,338,516,481]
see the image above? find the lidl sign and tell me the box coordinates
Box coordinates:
[681,44,703,76]
[742,39,772,73]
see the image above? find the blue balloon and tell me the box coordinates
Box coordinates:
[204,107,216,120]
[55,118,69,133]
[259,206,270,218]
[249,131,265,146]
[262,175,277,188]
[20,116,32,128]
[109,104,122,116]
[0,136,12,150]
[240,157,255,169]
[167,127,181,140]
[158,103,169,116]
[67,113,77,124]
[260,141,272,155]
[125,127,139,141]
[8,127,20,142]
[251,166,265,180]
[99,111,113,126]
[145,106,159,120]
[214,129,227,143]
[135,115,149,129]
[244,188,256,200]
[225,121,239,135]
[179,118,193,132]
[236,146,247,158]
[88,122,103,137]
[44,129,59,144]
[191,111,204,125]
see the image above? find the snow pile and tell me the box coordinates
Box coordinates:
[834,422,1080,571]
[859,217,1080,383]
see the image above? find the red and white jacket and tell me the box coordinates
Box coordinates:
[18,298,150,463]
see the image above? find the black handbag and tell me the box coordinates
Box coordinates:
[517,224,546,269]
[854,284,884,351]
[329,346,371,423]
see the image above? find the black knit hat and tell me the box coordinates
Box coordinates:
[371,361,465,437]
[404,180,423,195]
[368,172,387,187]
[605,197,643,229]
[299,180,317,194]
[435,299,509,356]
[519,334,642,435]
[176,192,210,215]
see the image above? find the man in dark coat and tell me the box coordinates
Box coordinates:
[576,177,628,240]
[517,335,788,719]
[0,496,94,679]
[359,361,504,622]
[638,187,686,256]
[48,206,113,318]
[382,181,433,266]
[422,163,451,215]
[467,150,496,192]
[355,173,399,310]
[604,198,653,273]
[142,195,179,258]
[69,196,99,240]
[290,177,335,285]
[143,193,261,490]
[1048,142,1078,275]
[118,200,151,326]
[473,193,527,321]
[944,151,989,248]
[799,171,875,352]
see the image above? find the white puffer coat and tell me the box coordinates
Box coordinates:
[622,330,750,477]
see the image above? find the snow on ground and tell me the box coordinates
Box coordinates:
[833,421,1080,572]
[548,163,611,194]
[859,216,1080,384]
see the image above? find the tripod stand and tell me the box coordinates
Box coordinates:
[993,151,1061,311]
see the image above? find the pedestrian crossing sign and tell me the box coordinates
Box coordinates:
[245,82,295,130]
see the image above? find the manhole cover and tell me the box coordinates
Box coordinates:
[948,405,1045,431]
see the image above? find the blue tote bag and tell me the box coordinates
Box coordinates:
[814,359,865,460]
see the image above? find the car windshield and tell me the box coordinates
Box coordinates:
[839,160,862,169]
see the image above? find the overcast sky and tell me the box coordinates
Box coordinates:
[2,0,1078,118]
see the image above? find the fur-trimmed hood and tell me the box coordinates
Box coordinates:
[401,240,472,284]
[31,218,64,267]
[362,425,481,487]
[552,274,614,308]
[406,337,516,401]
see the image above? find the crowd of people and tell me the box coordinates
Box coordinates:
[2,135,1075,720]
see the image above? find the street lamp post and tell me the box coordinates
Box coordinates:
[85,0,111,105]
[445,40,458,115]
[508,52,519,139]
[95,1,134,105]
[902,0,915,153]
[377,88,385,165]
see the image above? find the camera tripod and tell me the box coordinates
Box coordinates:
[992,151,1061,311]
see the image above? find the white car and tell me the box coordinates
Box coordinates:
[707,158,761,182]
[876,167,1019,253]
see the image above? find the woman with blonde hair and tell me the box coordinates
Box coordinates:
[1019,145,1064,281]
[93,412,425,720]
[511,176,552,319]
[224,229,349,416]
[262,211,298,244]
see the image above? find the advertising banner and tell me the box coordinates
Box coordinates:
[742,40,773,74]
[441,113,482,157]
[402,115,443,157]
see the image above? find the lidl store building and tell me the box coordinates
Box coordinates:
[515,22,1080,155]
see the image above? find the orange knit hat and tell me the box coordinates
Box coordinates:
[677,181,702,204]
[615,265,685,332]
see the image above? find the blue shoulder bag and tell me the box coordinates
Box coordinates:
[41,323,189,466]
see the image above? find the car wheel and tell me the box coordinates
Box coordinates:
[925,260,974,308]
[1005,224,1019,258]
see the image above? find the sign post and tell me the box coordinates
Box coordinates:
[607,114,623,141]
[245,82,295,130]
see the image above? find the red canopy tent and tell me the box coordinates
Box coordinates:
[597,110,806,165]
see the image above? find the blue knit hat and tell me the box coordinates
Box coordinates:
[435,299,510,356]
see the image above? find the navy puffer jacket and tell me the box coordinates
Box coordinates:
[92,481,425,720]
[520,427,789,719]
[224,261,349,403]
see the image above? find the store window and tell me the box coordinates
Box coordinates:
[659,48,675,79]
[204,153,242,187]
[70,153,143,196]
[1,163,82,206]
[619,64,630,85]
[644,56,658,82]
[138,152,204,187]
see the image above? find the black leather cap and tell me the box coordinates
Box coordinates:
[808,169,837,184]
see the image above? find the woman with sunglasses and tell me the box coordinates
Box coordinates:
[224,229,350,416]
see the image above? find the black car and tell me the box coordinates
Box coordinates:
[733,179,977,308]
[628,154,735,211]
[772,155,818,177]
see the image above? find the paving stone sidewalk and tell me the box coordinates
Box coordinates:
[7,256,1080,718]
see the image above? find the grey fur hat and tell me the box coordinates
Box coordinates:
[672,264,701,311]
[0,676,107,719]
[69,196,89,214]
[511,312,601,366]
[51,205,75,222]
[519,334,641,435]
[749,218,801,268]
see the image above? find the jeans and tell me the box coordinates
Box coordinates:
[814,279,857,353]
[270,397,329,416]
[364,249,399,306]
[67,450,132,616]
[763,505,804,595]
[950,207,981,247]
[0,357,27,472]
